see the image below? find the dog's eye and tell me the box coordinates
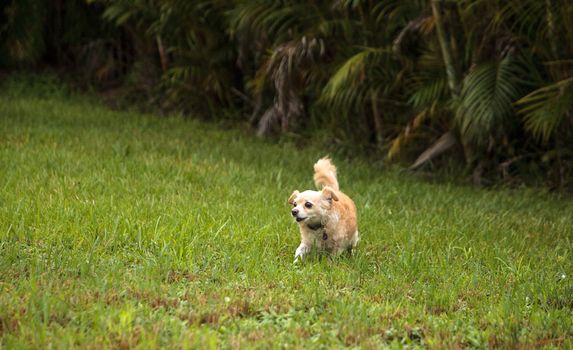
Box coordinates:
[305,202,313,209]
[292,202,296,207]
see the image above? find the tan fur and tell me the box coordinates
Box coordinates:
[313,157,339,190]
[289,157,359,261]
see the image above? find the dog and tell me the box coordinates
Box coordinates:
[288,157,359,262]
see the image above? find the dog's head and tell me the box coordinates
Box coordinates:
[287,186,339,226]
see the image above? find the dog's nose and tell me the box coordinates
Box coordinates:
[291,209,299,217]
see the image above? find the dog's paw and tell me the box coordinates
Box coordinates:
[293,254,305,264]
[294,244,310,263]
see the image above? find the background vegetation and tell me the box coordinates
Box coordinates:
[1,0,572,187]
[1,76,572,348]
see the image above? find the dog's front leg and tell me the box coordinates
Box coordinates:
[294,243,311,263]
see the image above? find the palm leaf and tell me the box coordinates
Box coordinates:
[516,76,573,143]
[407,63,449,109]
[321,47,391,106]
[387,108,433,160]
[456,56,529,145]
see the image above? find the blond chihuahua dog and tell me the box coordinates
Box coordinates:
[288,157,359,262]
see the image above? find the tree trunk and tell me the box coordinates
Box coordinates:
[371,92,383,145]
[409,131,457,170]
[410,2,471,171]
[156,35,169,72]
[545,0,558,59]
[430,0,459,96]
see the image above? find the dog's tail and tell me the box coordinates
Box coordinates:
[313,157,339,191]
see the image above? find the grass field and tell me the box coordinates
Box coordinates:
[1,76,572,349]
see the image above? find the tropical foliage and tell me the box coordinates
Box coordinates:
[1,0,572,187]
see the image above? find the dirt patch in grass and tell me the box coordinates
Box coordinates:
[0,312,21,336]
[178,300,254,326]
[178,311,220,326]
[111,327,142,350]
[536,336,568,348]
[381,324,426,346]
[227,300,252,318]
[165,270,196,284]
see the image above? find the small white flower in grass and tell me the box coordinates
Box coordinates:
[558,272,566,281]
[224,297,231,303]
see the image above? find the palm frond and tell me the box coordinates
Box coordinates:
[321,47,391,106]
[456,56,529,145]
[516,76,573,143]
[228,1,325,45]
[387,108,433,160]
[496,0,552,41]
[255,35,327,135]
[407,62,449,109]
[372,0,428,30]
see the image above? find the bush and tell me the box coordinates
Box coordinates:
[1,0,572,189]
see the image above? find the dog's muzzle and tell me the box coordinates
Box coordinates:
[292,209,306,222]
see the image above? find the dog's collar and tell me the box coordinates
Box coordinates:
[306,222,324,231]
[306,222,328,240]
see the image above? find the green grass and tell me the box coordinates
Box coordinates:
[1,76,572,349]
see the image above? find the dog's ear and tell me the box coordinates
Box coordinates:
[287,190,299,205]
[322,186,339,202]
